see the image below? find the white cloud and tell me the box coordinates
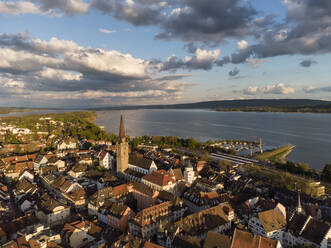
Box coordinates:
[0,32,191,106]
[0,0,88,16]
[237,40,248,50]
[0,1,40,15]
[303,85,331,93]
[243,83,295,95]
[38,68,82,81]
[99,28,117,34]
[246,59,265,68]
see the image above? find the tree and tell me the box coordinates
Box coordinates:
[130,137,140,149]
[297,163,309,172]
[187,138,198,149]
[322,163,331,182]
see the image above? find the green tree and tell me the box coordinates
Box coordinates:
[187,138,198,149]
[322,163,331,182]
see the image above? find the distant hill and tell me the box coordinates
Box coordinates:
[92,99,331,111]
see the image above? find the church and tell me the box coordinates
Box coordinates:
[116,115,129,173]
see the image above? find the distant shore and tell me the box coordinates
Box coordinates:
[213,106,331,113]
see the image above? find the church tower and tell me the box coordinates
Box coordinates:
[116,115,129,173]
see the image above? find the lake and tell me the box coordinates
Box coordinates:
[1,108,330,170]
[95,109,331,170]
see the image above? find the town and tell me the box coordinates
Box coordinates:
[0,113,330,248]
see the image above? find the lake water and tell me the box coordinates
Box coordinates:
[1,108,330,170]
[95,109,331,170]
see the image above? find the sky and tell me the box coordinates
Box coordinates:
[0,0,331,107]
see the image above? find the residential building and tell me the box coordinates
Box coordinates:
[231,228,282,248]
[248,208,286,243]
[36,193,70,227]
[98,201,135,232]
[142,170,176,192]
[184,161,196,185]
[98,150,114,170]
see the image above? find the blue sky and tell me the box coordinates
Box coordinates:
[0,0,330,107]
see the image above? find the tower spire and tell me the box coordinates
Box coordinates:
[119,115,125,141]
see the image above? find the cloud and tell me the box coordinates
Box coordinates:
[0,1,40,15]
[246,59,265,68]
[90,0,165,26]
[237,40,248,50]
[0,0,88,16]
[300,59,317,67]
[156,48,220,72]
[0,32,191,106]
[91,0,257,45]
[242,83,295,95]
[229,67,240,77]
[99,28,117,34]
[218,0,331,65]
[303,85,331,93]
[36,0,89,15]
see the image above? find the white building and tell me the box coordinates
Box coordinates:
[248,208,286,243]
[36,193,70,227]
[98,151,114,170]
[57,139,77,150]
[184,161,196,185]
[128,156,158,175]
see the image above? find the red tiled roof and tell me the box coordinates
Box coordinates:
[232,228,278,248]
[142,170,176,187]
[113,184,129,197]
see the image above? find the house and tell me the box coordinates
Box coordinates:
[142,170,176,192]
[173,235,201,248]
[284,212,331,248]
[65,187,86,209]
[14,178,38,199]
[3,162,34,179]
[123,168,145,183]
[18,195,35,213]
[48,157,66,172]
[128,156,158,175]
[183,189,230,212]
[78,153,93,166]
[171,168,184,182]
[231,228,282,248]
[97,150,114,170]
[248,208,286,243]
[51,176,86,209]
[33,154,49,171]
[0,214,39,241]
[68,163,88,178]
[57,138,77,151]
[61,220,102,248]
[98,201,135,232]
[129,200,186,239]
[36,193,70,227]
[113,184,130,199]
[130,182,159,210]
[88,187,114,216]
[184,162,197,185]
[203,231,231,248]
[173,203,234,239]
[18,170,34,183]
